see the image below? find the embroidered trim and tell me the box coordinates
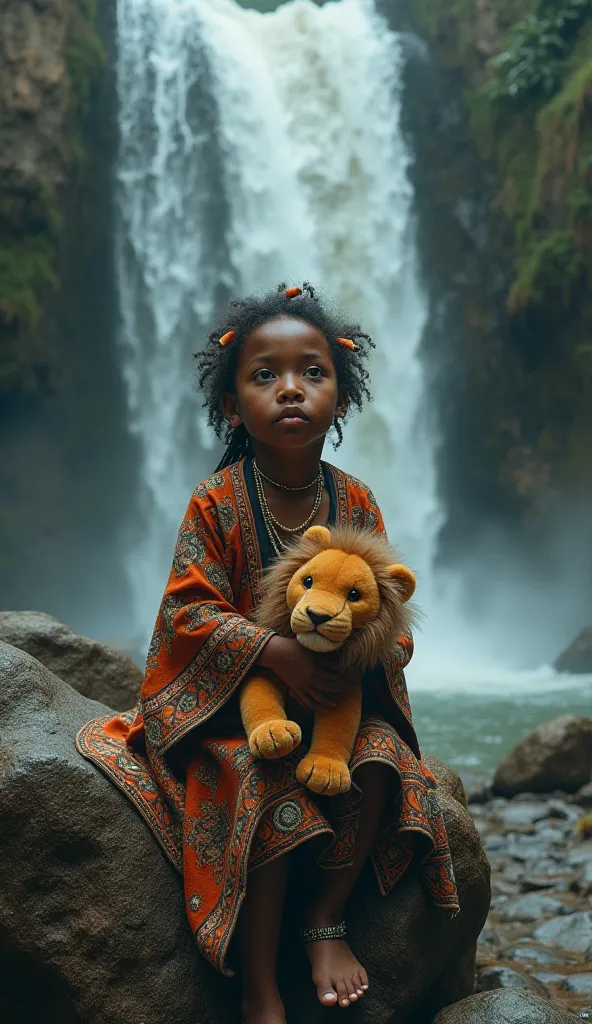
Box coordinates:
[229,459,263,604]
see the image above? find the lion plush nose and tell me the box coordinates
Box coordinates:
[306,608,332,627]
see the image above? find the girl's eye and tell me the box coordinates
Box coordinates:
[302,575,313,589]
[253,368,276,382]
[304,365,324,379]
[347,588,361,602]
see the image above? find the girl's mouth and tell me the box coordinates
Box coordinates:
[276,407,309,424]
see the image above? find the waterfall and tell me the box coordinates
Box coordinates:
[116,0,442,643]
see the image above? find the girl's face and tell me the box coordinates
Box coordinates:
[222,316,348,450]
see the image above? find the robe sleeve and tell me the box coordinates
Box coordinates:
[135,487,274,756]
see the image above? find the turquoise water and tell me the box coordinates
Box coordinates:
[409,681,591,775]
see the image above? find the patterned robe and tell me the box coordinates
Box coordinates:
[76,458,459,975]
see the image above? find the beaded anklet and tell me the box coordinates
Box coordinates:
[300,921,347,943]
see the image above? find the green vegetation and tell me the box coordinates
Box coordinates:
[410,0,592,316]
[66,0,106,164]
[487,0,592,102]
[509,229,585,310]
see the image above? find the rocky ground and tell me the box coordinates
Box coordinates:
[1,613,591,1022]
[463,784,592,1019]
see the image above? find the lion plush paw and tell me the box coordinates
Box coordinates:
[296,754,351,795]
[249,719,302,760]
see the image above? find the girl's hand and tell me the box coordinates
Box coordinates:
[257,636,362,709]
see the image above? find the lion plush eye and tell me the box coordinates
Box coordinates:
[302,575,313,589]
[347,588,361,602]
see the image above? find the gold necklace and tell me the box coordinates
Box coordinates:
[253,459,321,492]
[253,462,324,556]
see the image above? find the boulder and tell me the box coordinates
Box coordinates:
[433,990,577,1022]
[493,715,592,796]
[555,623,592,674]
[0,641,490,1024]
[0,611,143,710]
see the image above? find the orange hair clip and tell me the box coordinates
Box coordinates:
[285,286,302,298]
[336,337,357,351]
[219,330,236,346]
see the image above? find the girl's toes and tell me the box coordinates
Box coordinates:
[315,979,338,1006]
[354,972,365,996]
[345,979,358,1002]
[336,980,350,1007]
[360,967,369,991]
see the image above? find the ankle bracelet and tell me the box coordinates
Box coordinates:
[300,921,347,942]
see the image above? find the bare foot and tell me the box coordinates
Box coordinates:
[306,937,368,1008]
[242,990,287,1024]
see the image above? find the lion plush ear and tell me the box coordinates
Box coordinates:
[302,525,332,548]
[387,564,416,602]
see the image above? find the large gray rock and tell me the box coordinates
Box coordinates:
[0,641,490,1024]
[433,990,577,1022]
[0,610,143,710]
[493,715,592,796]
[555,623,592,674]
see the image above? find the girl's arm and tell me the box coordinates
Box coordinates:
[256,635,351,709]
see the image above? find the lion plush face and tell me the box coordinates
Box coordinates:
[288,549,386,652]
[254,525,416,668]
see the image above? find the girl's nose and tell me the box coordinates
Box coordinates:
[278,374,305,400]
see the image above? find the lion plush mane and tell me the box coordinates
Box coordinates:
[252,526,416,669]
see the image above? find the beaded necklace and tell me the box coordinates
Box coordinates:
[253,459,320,493]
[252,461,324,557]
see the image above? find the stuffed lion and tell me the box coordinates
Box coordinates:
[240,525,416,796]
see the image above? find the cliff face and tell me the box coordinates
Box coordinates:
[0,0,137,639]
[0,0,106,392]
[393,0,592,550]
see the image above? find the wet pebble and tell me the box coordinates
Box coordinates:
[562,974,592,994]
[547,799,582,822]
[533,911,592,955]
[520,874,567,893]
[573,782,592,810]
[532,972,569,985]
[497,893,572,923]
[475,964,548,996]
[568,844,592,868]
[502,944,565,967]
[494,801,550,828]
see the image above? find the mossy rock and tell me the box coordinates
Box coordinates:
[0,0,105,394]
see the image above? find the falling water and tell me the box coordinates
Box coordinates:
[116,0,441,640]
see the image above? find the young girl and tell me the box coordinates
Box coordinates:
[77,283,458,1024]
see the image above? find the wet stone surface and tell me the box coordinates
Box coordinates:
[467,785,592,1018]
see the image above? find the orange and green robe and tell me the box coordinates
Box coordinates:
[76,457,459,975]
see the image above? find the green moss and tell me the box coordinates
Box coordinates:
[66,0,106,165]
[0,0,105,393]
[0,236,58,326]
[509,229,585,310]
[569,187,592,219]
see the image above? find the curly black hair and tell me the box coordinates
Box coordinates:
[194,281,375,471]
